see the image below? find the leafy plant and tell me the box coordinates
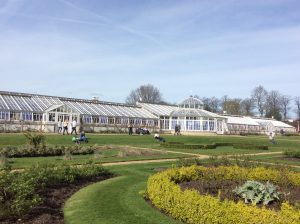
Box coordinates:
[23,132,46,149]
[232,180,283,205]
[0,153,8,167]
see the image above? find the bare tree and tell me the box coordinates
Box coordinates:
[125,84,163,104]
[280,95,291,120]
[220,95,229,113]
[265,90,282,120]
[251,85,268,117]
[240,98,254,116]
[221,96,242,115]
[295,97,300,120]
[201,96,220,112]
[209,97,220,113]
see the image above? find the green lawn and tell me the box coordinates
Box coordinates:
[2,133,300,169]
[1,133,299,149]
[64,162,183,224]
[8,150,190,169]
[160,145,281,155]
[247,153,300,166]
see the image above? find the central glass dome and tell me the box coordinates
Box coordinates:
[178,95,204,109]
[170,96,217,118]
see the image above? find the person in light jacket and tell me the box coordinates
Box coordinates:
[71,119,77,135]
[63,120,69,135]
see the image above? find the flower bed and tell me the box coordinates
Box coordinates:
[146,165,300,224]
[0,163,111,220]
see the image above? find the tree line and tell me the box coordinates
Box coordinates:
[126,84,300,121]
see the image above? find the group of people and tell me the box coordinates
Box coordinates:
[57,119,78,135]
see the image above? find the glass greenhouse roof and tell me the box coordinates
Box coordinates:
[0,91,157,119]
[178,96,204,109]
[137,102,177,116]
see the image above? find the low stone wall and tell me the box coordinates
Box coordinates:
[0,121,44,133]
[0,121,159,134]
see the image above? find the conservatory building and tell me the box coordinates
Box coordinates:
[0,91,158,133]
[138,96,226,134]
[0,91,295,134]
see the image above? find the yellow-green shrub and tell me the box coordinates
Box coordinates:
[146,165,300,224]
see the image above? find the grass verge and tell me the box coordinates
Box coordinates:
[64,162,183,224]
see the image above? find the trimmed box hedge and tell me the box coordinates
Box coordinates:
[0,145,94,158]
[146,165,300,224]
[160,142,268,150]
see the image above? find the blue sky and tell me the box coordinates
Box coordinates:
[0,0,299,104]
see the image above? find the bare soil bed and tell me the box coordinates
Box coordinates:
[0,173,114,224]
[283,157,300,162]
[180,179,300,211]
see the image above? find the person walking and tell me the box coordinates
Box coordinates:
[174,124,179,135]
[128,123,133,135]
[57,119,62,133]
[63,120,69,135]
[269,132,276,144]
[271,131,276,144]
[71,119,77,135]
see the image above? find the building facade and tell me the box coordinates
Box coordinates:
[0,91,296,134]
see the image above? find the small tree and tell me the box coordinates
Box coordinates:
[125,84,163,104]
[251,85,268,117]
[240,98,254,116]
[23,132,46,149]
[265,90,282,120]
[280,95,291,120]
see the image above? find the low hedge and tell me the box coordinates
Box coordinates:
[0,145,94,158]
[146,165,300,224]
[161,142,268,150]
[233,144,268,150]
[284,150,300,159]
[161,142,217,149]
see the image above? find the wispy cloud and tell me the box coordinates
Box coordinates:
[59,0,163,46]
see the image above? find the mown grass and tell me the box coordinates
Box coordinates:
[1,133,300,169]
[1,133,299,151]
[8,150,190,169]
[64,162,183,224]
[248,153,300,166]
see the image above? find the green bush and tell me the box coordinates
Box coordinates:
[23,132,46,149]
[0,163,109,218]
[0,145,95,158]
[284,150,300,159]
